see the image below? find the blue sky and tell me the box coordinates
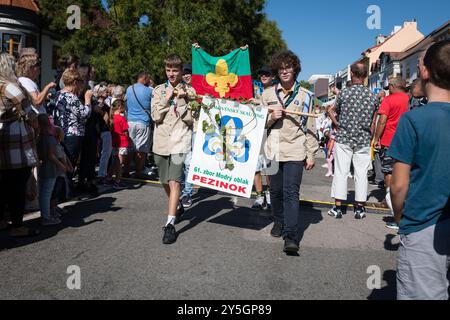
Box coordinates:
[264,0,450,81]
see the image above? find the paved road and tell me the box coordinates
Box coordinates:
[0,180,398,300]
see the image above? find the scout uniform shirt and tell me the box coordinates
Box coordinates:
[151,81,196,156]
[261,82,319,162]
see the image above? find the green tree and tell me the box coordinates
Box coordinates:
[299,80,313,91]
[38,0,287,85]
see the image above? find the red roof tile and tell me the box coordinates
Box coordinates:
[0,0,40,13]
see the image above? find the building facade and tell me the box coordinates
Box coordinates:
[0,0,59,85]
[369,20,450,90]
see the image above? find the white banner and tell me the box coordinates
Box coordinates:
[187,97,268,198]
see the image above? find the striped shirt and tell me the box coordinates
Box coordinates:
[0,81,38,170]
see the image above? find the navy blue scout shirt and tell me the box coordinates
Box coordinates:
[388,102,450,235]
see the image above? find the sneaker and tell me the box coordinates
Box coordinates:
[385,222,399,231]
[321,163,328,168]
[325,171,334,177]
[162,224,177,244]
[328,206,343,219]
[180,195,193,209]
[55,206,69,215]
[103,178,114,187]
[265,190,271,206]
[270,222,283,238]
[174,202,185,225]
[113,181,127,190]
[283,238,299,254]
[251,194,265,210]
[369,180,383,187]
[50,209,62,219]
[354,206,367,220]
[41,217,62,226]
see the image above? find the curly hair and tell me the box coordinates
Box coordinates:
[16,53,41,78]
[270,50,301,80]
[0,52,18,83]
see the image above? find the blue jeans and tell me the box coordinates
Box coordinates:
[270,161,304,242]
[182,132,196,197]
[39,177,57,220]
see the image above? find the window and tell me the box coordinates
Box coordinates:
[2,33,22,57]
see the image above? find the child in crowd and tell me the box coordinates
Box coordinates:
[109,99,129,189]
[51,127,73,217]
[37,114,67,226]
[324,124,336,178]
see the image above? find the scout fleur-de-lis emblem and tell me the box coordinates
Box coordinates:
[203,116,251,171]
[206,59,239,98]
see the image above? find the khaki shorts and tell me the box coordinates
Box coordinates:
[154,154,186,184]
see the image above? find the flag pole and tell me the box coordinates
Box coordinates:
[193,94,318,118]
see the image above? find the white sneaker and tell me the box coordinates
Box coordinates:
[265,190,271,205]
[251,195,265,210]
[321,163,328,168]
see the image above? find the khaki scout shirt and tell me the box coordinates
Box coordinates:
[151,82,196,156]
[262,83,319,162]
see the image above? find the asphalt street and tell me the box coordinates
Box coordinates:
[0,176,398,300]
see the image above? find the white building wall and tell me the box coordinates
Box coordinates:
[401,53,421,84]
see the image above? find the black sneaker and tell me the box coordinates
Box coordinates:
[270,222,283,238]
[328,206,343,219]
[283,238,299,254]
[162,224,177,244]
[87,184,99,197]
[354,206,367,220]
[174,202,185,225]
[180,195,193,209]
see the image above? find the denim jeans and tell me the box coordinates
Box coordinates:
[182,132,196,197]
[270,161,304,242]
[98,131,112,178]
[39,177,57,220]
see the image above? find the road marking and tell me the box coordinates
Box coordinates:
[122,177,391,212]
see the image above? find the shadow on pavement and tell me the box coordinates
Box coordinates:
[297,207,323,244]
[176,194,234,237]
[367,270,397,300]
[178,193,324,248]
[0,196,120,251]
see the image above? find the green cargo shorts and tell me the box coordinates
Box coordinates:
[154,154,186,185]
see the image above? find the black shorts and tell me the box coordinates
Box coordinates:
[379,147,394,174]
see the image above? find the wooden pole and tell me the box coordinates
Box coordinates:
[8,38,14,56]
[194,94,318,118]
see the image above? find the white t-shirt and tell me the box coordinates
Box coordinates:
[18,77,46,114]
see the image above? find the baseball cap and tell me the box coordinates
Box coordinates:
[183,64,192,74]
[384,77,407,90]
[258,65,272,76]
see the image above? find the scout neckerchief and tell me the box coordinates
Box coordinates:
[275,81,300,109]
[165,80,187,118]
[274,81,311,133]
